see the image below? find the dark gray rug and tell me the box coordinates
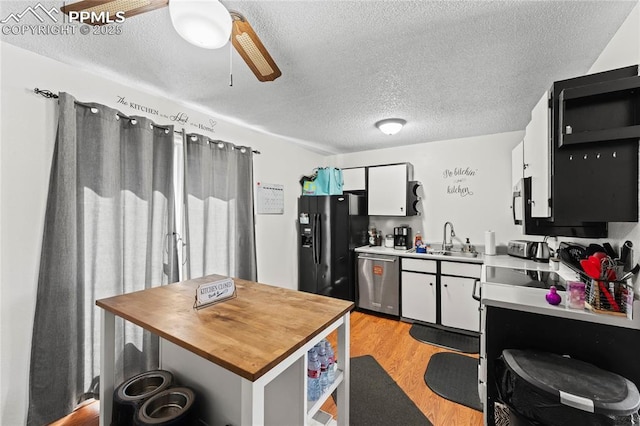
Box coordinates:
[333,355,432,425]
[409,323,479,354]
[424,352,482,411]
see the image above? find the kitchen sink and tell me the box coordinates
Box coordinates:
[408,248,479,258]
[443,250,478,258]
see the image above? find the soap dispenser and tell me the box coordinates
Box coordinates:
[463,237,475,253]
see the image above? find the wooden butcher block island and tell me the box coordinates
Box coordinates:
[97,275,354,426]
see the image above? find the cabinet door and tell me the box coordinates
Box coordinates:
[511,140,524,188]
[342,167,366,191]
[401,271,436,323]
[441,276,480,332]
[523,91,551,218]
[368,164,407,216]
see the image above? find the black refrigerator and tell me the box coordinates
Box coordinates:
[298,194,368,301]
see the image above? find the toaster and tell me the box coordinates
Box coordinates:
[507,240,536,259]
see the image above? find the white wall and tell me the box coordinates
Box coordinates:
[332,131,525,249]
[585,2,640,287]
[0,42,323,425]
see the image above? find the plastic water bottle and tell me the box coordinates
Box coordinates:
[325,342,336,384]
[317,343,329,393]
[307,349,321,401]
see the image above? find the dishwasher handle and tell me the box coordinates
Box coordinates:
[472,279,481,302]
[358,255,397,263]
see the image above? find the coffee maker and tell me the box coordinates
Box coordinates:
[393,226,412,250]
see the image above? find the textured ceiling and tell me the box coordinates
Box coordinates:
[1,1,637,154]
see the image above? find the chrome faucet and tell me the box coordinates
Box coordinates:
[442,221,455,251]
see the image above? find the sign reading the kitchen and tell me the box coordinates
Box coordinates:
[194,277,236,309]
[442,167,477,197]
[116,95,218,134]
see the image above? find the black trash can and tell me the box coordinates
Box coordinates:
[496,349,640,426]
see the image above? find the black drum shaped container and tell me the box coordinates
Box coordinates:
[112,370,174,426]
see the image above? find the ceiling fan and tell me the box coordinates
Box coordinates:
[60,0,282,82]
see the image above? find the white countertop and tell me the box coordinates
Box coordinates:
[355,245,639,329]
[481,260,640,330]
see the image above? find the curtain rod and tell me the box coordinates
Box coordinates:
[33,88,260,155]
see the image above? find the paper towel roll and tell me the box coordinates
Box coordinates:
[485,230,496,256]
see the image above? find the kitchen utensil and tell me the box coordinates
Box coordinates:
[586,243,606,257]
[592,251,608,261]
[620,241,633,263]
[588,255,603,275]
[598,280,620,312]
[603,242,618,259]
[620,241,634,272]
[580,259,601,280]
[619,264,640,281]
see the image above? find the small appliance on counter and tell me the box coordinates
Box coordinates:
[393,226,412,250]
[507,240,537,259]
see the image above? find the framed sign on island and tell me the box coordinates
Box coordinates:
[96,274,354,425]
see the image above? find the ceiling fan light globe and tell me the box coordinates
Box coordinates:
[169,0,232,49]
[376,119,406,135]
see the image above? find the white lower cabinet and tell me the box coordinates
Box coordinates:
[401,271,437,323]
[440,275,480,332]
[400,257,480,332]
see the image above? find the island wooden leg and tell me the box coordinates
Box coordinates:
[100,309,115,426]
[337,311,350,426]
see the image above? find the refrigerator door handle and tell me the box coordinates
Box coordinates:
[313,213,321,264]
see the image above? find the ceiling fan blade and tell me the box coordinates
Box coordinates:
[230,11,282,82]
[60,0,168,25]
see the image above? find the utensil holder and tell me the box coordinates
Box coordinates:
[585,278,633,319]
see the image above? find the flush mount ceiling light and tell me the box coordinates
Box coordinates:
[376,118,406,135]
[169,0,232,49]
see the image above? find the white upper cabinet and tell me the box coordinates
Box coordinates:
[341,167,366,192]
[523,91,551,218]
[368,163,413,216]
[511,140,524,188]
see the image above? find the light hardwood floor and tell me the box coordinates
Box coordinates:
[320,311,483,426]
[53,311,482,425]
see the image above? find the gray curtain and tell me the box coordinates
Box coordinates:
[184,135,257,281]
[27,93,178,425]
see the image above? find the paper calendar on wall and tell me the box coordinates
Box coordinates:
[256,182,284,214]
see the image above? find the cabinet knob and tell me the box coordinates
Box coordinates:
[444,284,448,287]
[429,282,433,286]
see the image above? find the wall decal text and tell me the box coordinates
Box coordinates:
[116,95,217,133]
[442,167,477,197]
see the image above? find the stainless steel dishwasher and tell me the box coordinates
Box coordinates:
[357,253,400,316]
